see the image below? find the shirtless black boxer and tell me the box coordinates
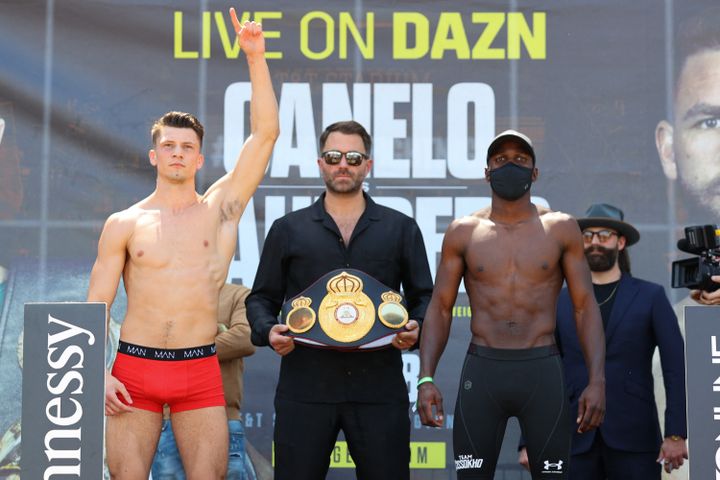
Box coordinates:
[418,130,606,480]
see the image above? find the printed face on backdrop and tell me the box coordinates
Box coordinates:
[317,132,373,194]
[149,126,205,185]
[657,48,720,218]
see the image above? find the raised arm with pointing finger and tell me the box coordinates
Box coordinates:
[203,9,279,225]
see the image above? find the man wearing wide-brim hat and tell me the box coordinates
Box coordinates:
[522,203,688,479]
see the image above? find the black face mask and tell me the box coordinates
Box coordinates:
[488,163,533,200]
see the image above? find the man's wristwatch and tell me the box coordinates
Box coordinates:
[667,435,684,441]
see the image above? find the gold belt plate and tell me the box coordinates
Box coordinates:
[318,271,376,343]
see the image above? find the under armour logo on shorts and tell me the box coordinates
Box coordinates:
[543,459,563,471]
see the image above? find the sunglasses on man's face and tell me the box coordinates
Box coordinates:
[582,229,618,244]
[321,150,368,167]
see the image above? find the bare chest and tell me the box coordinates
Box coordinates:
[465,223,562,280]
[127,210,218,268]
[334,216,360,245]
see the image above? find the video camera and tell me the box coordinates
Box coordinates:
[671,225,720,292]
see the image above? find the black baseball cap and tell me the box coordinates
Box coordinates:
[486,129,535,163]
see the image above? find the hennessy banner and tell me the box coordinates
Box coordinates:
[21,303,106,480]
[1,0,716,477]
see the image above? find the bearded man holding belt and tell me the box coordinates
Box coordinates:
[246,120,433,480]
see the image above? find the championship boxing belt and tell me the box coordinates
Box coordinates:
[281,269,409,350]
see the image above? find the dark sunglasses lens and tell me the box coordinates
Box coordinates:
[323,151,342,165]
[582,230,614,243]
[345,152,365,166]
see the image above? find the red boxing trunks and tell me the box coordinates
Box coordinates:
[111,341,225,413]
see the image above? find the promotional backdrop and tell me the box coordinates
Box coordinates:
[1,1,718,478]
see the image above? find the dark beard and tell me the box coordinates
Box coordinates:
[585,246,618,272]
[326,178,363,194]
[322,169,363,194]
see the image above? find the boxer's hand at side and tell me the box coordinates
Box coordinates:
[577,381,605,433]
[418,382,444,427]
[105,371,133,416]
[269,324,295,356]
[392,320,419,350]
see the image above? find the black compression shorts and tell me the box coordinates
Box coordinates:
[453,344,572,479]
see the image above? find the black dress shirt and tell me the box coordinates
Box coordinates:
[246,192,433,403]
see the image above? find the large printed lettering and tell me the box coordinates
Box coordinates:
[174,10,283,59]
[223,81,549,286]
[173,10,546,60]
[43,315,95,479]
[47,315,96,348]
[392,10,547,60]
[224,81,495,180]
[300,11,374,60]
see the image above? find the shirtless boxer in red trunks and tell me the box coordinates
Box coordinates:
[86,9,278,479]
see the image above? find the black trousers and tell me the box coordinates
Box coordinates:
[273,397,410,480]
[570,431,660,480]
